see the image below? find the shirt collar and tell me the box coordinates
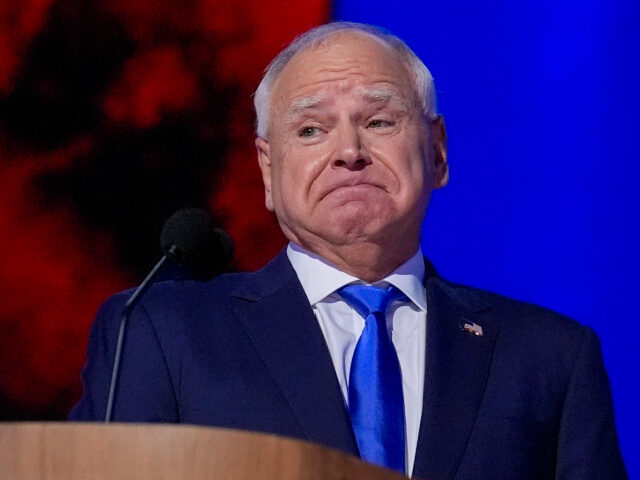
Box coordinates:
[286,242,426,312]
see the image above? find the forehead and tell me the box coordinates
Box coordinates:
[270,32,416,114]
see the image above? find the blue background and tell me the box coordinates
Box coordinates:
[334,0,639,476]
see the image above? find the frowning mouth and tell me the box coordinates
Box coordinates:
[320,181,386,201]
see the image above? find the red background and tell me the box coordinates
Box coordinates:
[0,0,329,419]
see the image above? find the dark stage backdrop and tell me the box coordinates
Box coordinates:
[0,0,328,419]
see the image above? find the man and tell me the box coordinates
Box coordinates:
[70,22,627,479]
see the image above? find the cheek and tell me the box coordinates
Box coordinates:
[290,140,330,174]
[273,149,324,208]
[370,139,428,191]
[401,133,433,183]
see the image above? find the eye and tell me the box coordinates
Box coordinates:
[367,119,395,128]
[299,126,320,137]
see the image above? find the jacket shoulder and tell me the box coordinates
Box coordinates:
[433,276,596,346]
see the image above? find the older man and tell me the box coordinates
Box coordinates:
[70,22,627,479]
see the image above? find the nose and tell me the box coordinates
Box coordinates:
[331,124,371,170]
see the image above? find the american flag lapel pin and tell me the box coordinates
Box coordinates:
[462,319,483,337]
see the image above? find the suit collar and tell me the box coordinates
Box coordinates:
[286,242,427,311]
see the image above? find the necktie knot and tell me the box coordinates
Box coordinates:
[338,284,407,321]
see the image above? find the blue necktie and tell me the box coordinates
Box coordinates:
[338,284,407,474]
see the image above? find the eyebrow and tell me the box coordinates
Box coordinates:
[288,94,329,115]
[358,87,411,111]
[285,87,411,119]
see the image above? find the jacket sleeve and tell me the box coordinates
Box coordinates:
[555,326,627,479]
[67,292,179,422]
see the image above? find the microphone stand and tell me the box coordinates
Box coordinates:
[105,245,177,423]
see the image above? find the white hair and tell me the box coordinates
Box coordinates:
[253,21,437,139]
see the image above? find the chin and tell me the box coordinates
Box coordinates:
[317,215,391,246]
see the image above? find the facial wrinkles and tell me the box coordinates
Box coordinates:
[282,84,413,139]
[280,88,420,210]
[289,69,400,106]
[275,51,405,108]
[269,31,420,126]
[280,71,417,141]
[310,122,399,209]
[267,35,431,234]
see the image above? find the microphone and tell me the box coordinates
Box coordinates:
[161,207,233,281]
[105,208,233,422]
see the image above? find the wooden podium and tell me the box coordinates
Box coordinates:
[0,423,406,479]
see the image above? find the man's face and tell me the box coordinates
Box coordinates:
[256,32,447,254]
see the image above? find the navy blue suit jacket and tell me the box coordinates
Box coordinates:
[69,250,627,479]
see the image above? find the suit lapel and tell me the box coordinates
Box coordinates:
[228,251,499,475]
[230,250,359,456]
[412,271,499,480]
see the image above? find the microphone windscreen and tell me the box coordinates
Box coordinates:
[160,208,233,280]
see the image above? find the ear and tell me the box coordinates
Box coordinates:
[431,115,449,188]
[255,137,275,211]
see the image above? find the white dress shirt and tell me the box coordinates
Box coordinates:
[286,242,427,476]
